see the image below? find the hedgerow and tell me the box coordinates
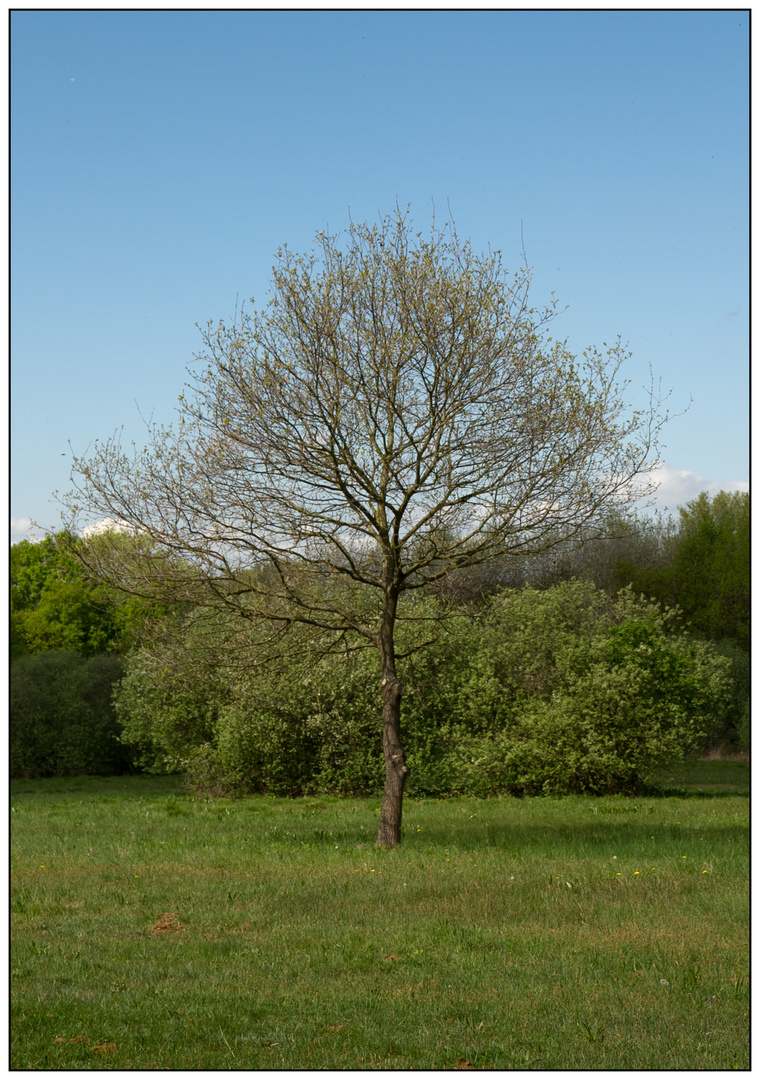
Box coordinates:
[114,581,732,796]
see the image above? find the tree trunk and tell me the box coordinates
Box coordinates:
[376,589,407,848]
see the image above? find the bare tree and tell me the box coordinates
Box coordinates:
[64,208,668,846]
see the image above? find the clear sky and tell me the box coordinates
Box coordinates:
[10,9,749,541]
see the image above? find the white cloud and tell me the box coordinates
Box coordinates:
[10,516,144,545]
[80,517,141,538]
[649,463,749,511]
[10,518,44,544]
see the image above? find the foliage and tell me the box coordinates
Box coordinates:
[736,703,750,753]
[703,639,750,750]
[116,607,398,795]
[10,650,129,778]
[11,536,116,658]
[539,509,677,594]
[405,582,732,796]
[115,581,731,797]
[670,491,749,648]
[612,491,749,650]
[111,616,229,775]
[10,533,168,660]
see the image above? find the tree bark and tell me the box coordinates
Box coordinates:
[376,589,407,848]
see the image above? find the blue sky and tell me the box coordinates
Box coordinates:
[11,9,749,541]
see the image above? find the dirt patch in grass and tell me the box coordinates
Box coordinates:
[150,912,185,934]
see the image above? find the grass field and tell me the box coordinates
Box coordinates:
[11,760,749,1070]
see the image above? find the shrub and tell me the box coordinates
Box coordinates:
[433,583,732,795]
[114,582,733,797]
[10,650,129,777]
[117,629,384,796]
[113,637,228,774]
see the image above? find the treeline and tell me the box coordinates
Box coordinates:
[10,532,170,777]
[10,491,749,791]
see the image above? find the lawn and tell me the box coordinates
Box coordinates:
[10,761,749,1070]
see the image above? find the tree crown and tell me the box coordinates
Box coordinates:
[65,208,668,644]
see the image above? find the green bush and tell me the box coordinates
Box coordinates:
[10,650,129,777]
[115,581,733,797]
[413,583,731,794]
[434,583,732,794]
[113,637,228,775]
[117,627,385,796]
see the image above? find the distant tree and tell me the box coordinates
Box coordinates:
[10,532,168,659]
[427,508,681,603]
[613,491,749,650]
[64,208,669,846]
[670,491,749,648]
[10,535,114,658]
[504,509,677,595]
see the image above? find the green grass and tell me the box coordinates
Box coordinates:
[11,762,749,1070]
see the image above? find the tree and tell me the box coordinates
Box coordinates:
[669,491,749,648]
[63,208,668,846]
[525,508,678,595]
[10,532,169,659]
[10,534,118,658]
[611,491,749,650]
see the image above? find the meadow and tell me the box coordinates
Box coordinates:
[11,760,749,1070]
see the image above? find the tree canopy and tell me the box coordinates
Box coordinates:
[613,490,749,649]
[64,208,669,845]
[11,532,170,660]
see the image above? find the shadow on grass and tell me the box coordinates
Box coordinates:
[10,773,185,800]
[653,787,748,799]
[652,758,749,798]
[9,760,748,821]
